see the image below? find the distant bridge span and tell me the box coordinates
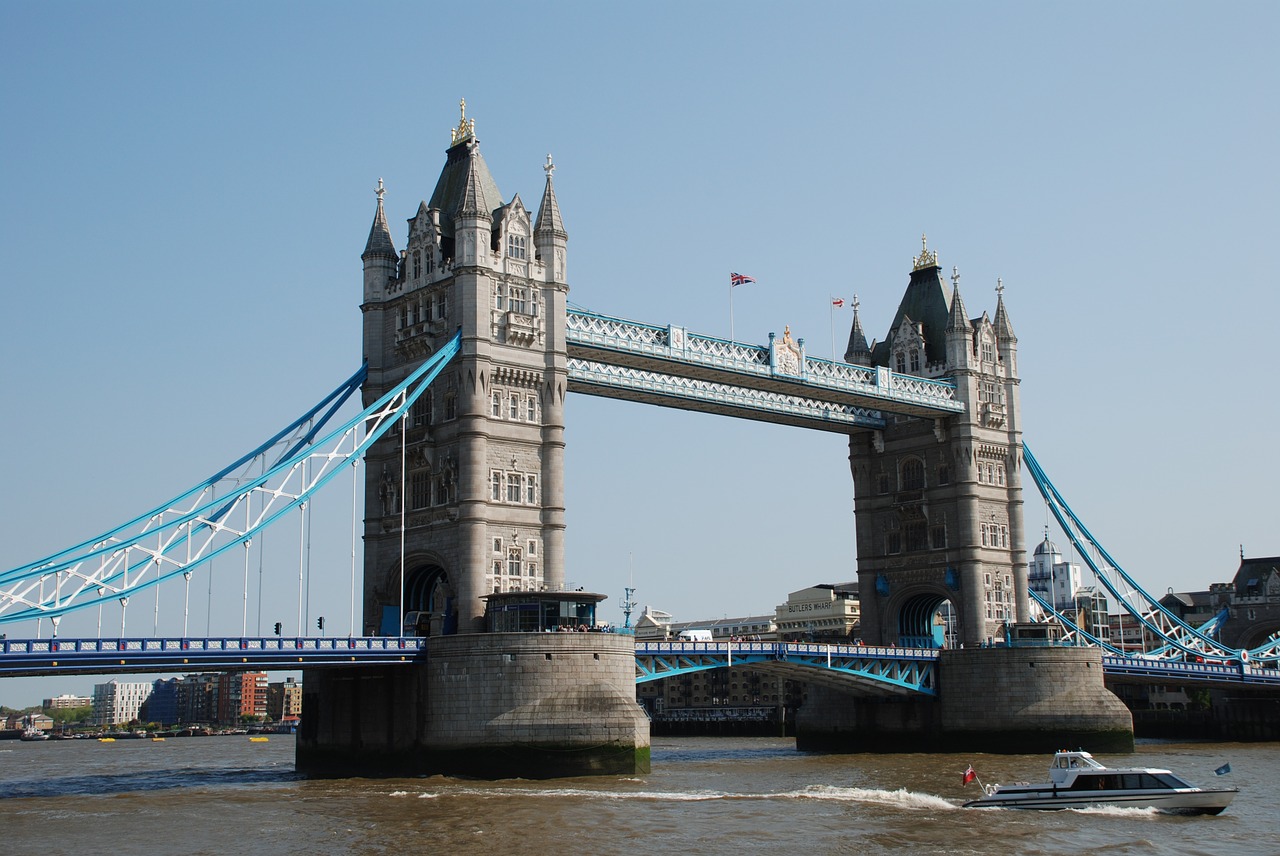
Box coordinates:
[5,638,1280,695]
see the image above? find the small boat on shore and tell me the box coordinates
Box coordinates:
[963,750,1236,815]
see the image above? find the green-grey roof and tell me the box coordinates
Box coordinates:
[427,140,504,238]
[871,263,954,367]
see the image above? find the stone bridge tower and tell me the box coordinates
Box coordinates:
[847,237,1028,648]
[799,238,1132,755]
[358,102,569,635]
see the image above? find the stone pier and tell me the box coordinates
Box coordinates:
[297,632,649,779]
[796,646,1133,754]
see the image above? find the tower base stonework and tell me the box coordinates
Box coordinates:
[297,633,650,779]
[795,648,1133,754]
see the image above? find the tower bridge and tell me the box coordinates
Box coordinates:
[5,102,1275,774]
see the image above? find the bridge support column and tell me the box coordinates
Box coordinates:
[296,633,649,779]
[795,647,1132,754]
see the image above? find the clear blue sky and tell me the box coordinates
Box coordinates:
[2,1,1277,706]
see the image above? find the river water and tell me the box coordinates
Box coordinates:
[2,736,1276,855]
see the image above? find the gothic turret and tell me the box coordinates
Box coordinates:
[362,178,397,303]
[534,154,568,284]
[993,279,1018,377]
[945,266,973,370]
[843,295,871,365]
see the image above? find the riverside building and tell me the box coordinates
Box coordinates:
[92,680,152,727]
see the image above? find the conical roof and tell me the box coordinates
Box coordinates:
[994,280,1017,342]
[843,297,871,363]
[362,179,397,260]
[534,155,567,239]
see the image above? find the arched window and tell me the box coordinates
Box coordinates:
[896,352,906,373]
[900,458,925,491]
[909,349,920,372]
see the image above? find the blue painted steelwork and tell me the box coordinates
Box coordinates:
[4,634,1278,690]
[634,640,940,696]
[565,308,964,428]
[0,332,462,627]
[0,636,425,677]
[1101,655,1280,686]
[1024,446,1280,665]
[567,359,884,431]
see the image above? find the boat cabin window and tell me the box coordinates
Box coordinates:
[1068,772,1179,792]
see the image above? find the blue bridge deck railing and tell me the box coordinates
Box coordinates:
[0,635,427,676]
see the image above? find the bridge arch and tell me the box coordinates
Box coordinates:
[401,559,457,636]
[888,588,957,649]
[1235,620,1280,652]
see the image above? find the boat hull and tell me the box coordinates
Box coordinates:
[964,787,1237,815]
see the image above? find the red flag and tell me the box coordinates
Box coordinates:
[962,765,976,785]
[831,298,845,307]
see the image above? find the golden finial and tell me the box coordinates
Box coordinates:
[913,232,938,271]
[451,98,476,145]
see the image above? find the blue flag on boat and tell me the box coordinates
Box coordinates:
[1214,763,1231,776]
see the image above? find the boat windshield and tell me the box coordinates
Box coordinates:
[1054,753,1105,771]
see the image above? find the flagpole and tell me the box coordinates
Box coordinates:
[729,277,735,342]
[829,296,835,359]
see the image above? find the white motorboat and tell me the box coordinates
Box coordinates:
[963,750,1236,815]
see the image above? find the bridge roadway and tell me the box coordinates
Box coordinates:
[0,636,426,677]
[3,637,1280,691]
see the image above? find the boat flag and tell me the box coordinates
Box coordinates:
[962,765,976,785]
[730,272,755,287]
[1215,762,1232,776]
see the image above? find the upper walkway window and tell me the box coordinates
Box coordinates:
[900,458,925,491]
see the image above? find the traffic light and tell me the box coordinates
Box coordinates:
[273,622,282,636]
[317,616,325,632]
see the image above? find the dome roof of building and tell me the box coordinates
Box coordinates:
[1034,536,1060,557]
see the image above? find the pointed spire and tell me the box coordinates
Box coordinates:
[993,277,1017,341]
[843,294,871,364]
[947,266,970,332]
[534,153,567,239]
[362,178,397,260]
[457,140,492,220]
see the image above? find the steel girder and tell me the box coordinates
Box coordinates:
[567,358,885,432]
[0,333,461,628]
[634,641,939,696]
[1024,446,1280,665]
[565,308,964,422]
[0,635,426,678]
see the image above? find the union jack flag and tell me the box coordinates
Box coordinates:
[730,272,755,287]
[831,297,845,307]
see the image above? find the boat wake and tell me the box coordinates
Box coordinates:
[1068,805,1160,818]
[789,784,958,811]
[393,784,955,810]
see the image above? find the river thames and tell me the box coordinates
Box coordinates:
[2,736,1277,855]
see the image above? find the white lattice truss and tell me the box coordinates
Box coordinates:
[568,359,885,432]
[566,309,963,418]
[0,334,461,627]
[1024,446,1280,665]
